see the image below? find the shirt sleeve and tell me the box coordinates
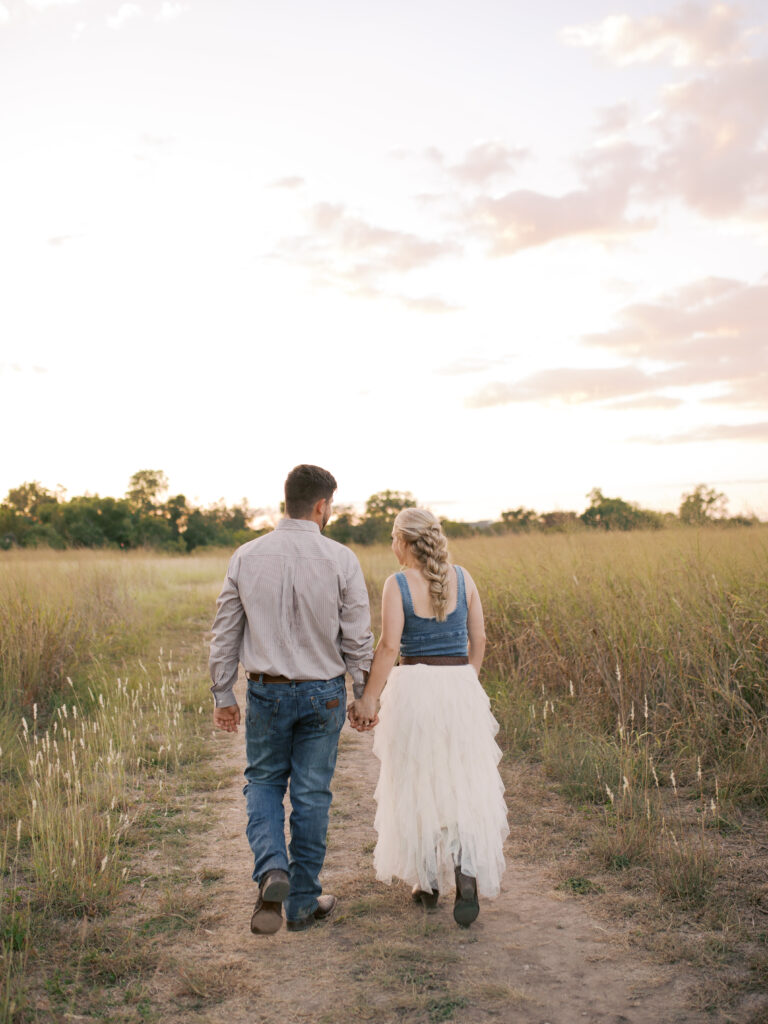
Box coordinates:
[209,553,246,708]
[339,555,374,699]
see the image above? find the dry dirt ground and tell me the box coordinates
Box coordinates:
[133,677,738,1024]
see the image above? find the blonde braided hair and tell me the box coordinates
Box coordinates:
[393,508,451,621]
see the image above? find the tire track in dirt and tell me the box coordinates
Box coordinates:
[148,677,713,1024]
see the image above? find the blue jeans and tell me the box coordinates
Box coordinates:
[243,674,346,923]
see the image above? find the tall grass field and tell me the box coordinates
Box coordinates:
[1,528,767,1019]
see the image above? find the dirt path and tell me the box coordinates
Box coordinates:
[148,678,715,1024]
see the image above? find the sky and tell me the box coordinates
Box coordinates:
[1,0,767,523]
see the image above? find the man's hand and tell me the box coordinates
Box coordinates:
[213,704,241,733]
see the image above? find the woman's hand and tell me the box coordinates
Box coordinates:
[347,696,379,731]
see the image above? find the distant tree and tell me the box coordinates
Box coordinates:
[163,494,190,539]
[57,495,135,548]
[679,484,727,526]
[362,490,417,543]
[126,470,169,512]
[500,507,538,532]
[324,505,361,545]
[581,488,661,531]
[539,511,580,532]
[4,481,59,519]
[365,490,417,521]
[441,519,476,539]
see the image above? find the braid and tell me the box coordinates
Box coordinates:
[412,528,450,621]
[393,509,451,621]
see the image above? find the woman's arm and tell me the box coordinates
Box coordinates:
[352,575,404,723]
[464,570,486,675]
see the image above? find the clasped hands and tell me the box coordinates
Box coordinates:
[214,699,378,733]
[347,696,379,732]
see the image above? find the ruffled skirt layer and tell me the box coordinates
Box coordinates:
[372,665,508,899]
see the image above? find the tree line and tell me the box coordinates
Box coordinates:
[0,471,259,552]
[0,475,759,553]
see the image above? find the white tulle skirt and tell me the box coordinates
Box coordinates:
[372,664,509,899]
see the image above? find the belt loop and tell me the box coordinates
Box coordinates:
[258,673,264,684]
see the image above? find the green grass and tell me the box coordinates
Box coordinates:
[0,548,226,1023]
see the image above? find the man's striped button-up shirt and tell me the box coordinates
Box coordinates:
[209,518,374,707]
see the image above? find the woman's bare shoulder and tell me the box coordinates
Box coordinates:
[456,565,479,593]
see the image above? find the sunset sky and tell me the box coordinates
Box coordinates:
[1,0,767,522]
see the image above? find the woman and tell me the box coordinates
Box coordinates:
[350,508,508,926]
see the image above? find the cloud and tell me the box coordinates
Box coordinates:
[704,376,768,407]
[467,273,767,415]
[307,202,456,272]
[0,362,47,375]
[329,282,459,314]
[576,275,768,415]
[593,103,633,137]
[562,3,747,67]
[398,295,459,314]
[649,56,768,218]
[25,0,82,9]
[636,421,768,444]
[437,355,517,376]
[275,201,459,303]
[268,176,305,190]
[0,5,9,25]
[606,395,684,410]
[155,1,187,22]
[107,3,142,29]
[464,142,651,255]
[47,234,79,246]
[583,275,768,402]
[427,141,530,186]
[140,132,172,147]
[71,19,86,39]
[465,366,656,408]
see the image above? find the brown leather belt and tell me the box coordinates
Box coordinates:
[247,672,306,684]
[400,656,469,666]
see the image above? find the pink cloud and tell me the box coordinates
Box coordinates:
[606,395,684,410]
[583,275,768,406]
[274,202,459,311]
[465,142,651,255]
[268,176,305,190]
[563,3,747,68]
[467,274,767,417]
[649,56,768,218]
[427,141,530,187]
[465,367,656,408]
[636,421,768,444]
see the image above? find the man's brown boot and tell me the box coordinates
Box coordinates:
[250,869,290,935]
[286,894,337,932]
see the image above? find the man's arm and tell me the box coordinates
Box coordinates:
[209,554,246,718]
[339,556,374,699]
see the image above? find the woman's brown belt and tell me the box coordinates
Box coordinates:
[400,656,469,666]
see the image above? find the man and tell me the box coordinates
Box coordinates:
[209,465,374,933]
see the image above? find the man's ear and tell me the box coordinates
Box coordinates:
[312,497,327,518]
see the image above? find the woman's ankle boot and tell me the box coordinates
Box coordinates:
[453,867,479,927]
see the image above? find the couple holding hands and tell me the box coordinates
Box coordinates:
[210,465,508,934]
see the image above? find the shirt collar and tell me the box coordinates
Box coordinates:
[276,518,320,533]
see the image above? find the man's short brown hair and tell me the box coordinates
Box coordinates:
[284,465,337,519]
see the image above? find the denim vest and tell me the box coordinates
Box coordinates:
[396,566,469,658]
